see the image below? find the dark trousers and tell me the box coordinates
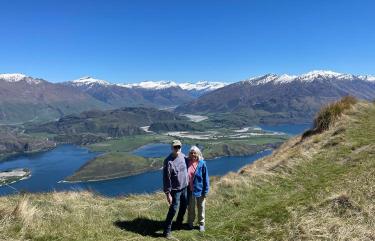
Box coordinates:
[164,187,188,234]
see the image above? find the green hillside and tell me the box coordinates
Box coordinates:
[0,99,374,240]
[0,126,55,161]
[25,107,188,144]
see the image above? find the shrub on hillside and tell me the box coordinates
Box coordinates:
[302,96,357,139]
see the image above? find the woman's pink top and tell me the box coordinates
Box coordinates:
[188,159,198,192]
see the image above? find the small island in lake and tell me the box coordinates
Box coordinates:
[0,168,31,186]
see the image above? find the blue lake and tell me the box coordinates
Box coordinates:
[258,123,311,135]
[0,124,309,197]
[132,143,191,158]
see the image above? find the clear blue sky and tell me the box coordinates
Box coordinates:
[0,0,374,83]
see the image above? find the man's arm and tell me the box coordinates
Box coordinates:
[163,159,172,194]
[163,159,173,205]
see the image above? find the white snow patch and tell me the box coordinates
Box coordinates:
[0,73,41,84]
[119,80,228,91]
[242,70,375,86]
[275,74,297,83]
[297,70,341,82]
[119,81,178,89]
[179,81,227,91]
[71,76,111,86]
[359,75,375,82]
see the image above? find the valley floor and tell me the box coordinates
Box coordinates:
[0,101,374,240]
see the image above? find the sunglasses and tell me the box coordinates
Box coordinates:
[173,145,181,149]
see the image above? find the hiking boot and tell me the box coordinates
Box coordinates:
[163,231,171,239]
[199,225,205,232]
[188,223,194,230]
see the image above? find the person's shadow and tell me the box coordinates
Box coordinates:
[114,217,165,237]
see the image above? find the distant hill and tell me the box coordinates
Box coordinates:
[0,126,55,159]
[176,70,375,124]
[26,107,188,143]
[0,74,110,124]
[1,99,374,240]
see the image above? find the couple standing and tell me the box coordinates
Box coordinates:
[162,140,210,238]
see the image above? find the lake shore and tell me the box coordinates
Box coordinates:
[64,141,280,183]
[0,168,31,186]
[0,144,57,163]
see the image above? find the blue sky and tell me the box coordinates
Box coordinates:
[0,0,374,83]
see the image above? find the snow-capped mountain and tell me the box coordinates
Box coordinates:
[70,76,110,87]
[68,76,228,92]
[118,80,227,92]
[179,81,227,91]
[118,81,179,89]
[64,77,228,107]
[65,78,197,108]
[358,75,375,82]
[177,70,375,124]
[0,74,109,124]
[245,70,375,86]
[3,70,374,124]
[0,73,43,84]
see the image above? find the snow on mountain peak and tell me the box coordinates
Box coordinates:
[243,70,375,86]
[71,76,110,86]
[275,74,297,83]
[179,81,227,91]
[0,73,42,84]
[299,70,343,81]
[118,80,228,91]
[119,80,179,89]
[0,73,27,81]
[245,74,279,85]
[359,75,375,82]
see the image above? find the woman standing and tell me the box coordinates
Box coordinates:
[186,146,209,232]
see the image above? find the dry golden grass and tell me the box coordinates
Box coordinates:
[302,96,357,139]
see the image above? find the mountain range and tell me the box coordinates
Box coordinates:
[0,74,110,124]
[1,70,375,125]
[177,70,375,124]
[65,77,227,108]
[0,74,226,124]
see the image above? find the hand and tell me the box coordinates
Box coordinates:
[166,193,172,205]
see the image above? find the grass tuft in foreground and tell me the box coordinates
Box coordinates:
[302,96,357,139]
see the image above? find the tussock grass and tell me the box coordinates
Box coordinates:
[1,101,375,240]
[302,96,357,139]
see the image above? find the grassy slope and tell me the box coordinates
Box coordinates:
[1,101,374,240]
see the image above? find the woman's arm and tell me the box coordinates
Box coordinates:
[203,162,210,195]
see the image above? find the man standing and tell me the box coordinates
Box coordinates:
[163,140,188,238]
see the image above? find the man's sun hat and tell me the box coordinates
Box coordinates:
[172,140,182,146]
